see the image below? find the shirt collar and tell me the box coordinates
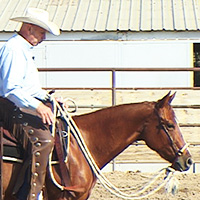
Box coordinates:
[15,33,33,50]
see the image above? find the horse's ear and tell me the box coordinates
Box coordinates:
[156,91,176,108]
[169,92,176,103]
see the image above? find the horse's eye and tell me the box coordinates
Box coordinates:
[167,123,175,130]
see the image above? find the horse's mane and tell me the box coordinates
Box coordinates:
[74,101,156,118]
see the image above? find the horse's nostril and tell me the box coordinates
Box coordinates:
[186,157,193,167]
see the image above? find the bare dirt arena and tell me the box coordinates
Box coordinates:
[89,171,200,200]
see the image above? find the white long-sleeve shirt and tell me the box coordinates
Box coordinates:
[0,34,47,110]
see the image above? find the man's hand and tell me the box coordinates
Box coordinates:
[36,102,54,125]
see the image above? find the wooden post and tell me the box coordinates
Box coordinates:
[0,123,3,199]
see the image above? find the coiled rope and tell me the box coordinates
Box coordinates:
[48,96,178,199]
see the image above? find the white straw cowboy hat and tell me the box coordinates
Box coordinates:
[11,7,60,36]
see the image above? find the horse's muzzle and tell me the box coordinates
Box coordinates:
[172,155,193,172]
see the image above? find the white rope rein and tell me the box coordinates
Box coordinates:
[48,96,180,199]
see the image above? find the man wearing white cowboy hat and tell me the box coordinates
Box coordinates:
[0,7,60,200]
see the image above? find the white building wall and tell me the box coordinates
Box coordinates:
[0,32,195,88]
[33,40,193,88]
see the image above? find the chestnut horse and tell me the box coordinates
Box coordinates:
[3,92,192,200]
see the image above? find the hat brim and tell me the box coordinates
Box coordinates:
[11,17,60,36]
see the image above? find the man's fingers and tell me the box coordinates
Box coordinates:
[36,103,54,125]
[44,112,54,125]
[47,113,54,125]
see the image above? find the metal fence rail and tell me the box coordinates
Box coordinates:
[38,67,200,105]
[39,67,200,92]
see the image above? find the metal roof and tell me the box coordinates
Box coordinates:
[1,0,200,32]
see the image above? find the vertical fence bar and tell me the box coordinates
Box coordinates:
[193,162,196,173]
[112,69,116,106]
[0,123,3,199]
[112,70,116,171]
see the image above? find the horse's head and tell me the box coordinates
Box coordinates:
[141,92,192,171]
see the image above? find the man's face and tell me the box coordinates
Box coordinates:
[28,24,46,46]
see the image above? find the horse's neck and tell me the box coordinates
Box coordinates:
[73,102,154,168]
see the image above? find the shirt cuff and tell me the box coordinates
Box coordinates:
[29,98,42,110]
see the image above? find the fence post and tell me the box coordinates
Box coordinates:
[0,123,3,199]
[112,69,116,106]
[112,70,116,171]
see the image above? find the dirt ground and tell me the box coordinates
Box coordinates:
[89,171,200,200]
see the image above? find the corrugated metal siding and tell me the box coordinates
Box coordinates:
[1,0,200,32]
